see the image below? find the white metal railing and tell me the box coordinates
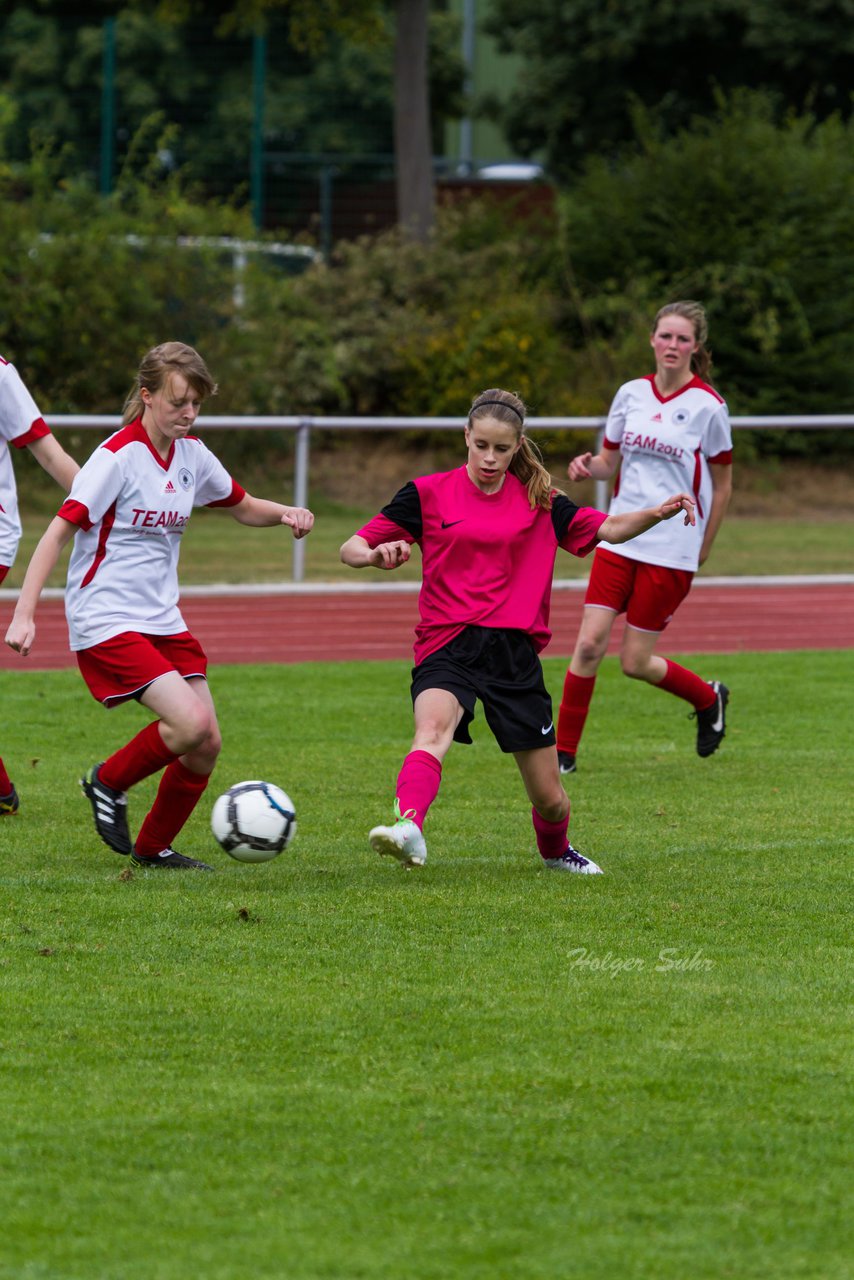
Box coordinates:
[47,414,854,582]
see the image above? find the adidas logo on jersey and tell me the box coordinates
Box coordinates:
[650,412,662,422]
[163,480,177,494]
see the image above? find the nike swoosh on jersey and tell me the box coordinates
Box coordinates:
[441,519,464,528]
[541,722,554,734]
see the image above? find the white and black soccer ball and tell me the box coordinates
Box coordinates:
[211,781,297,863]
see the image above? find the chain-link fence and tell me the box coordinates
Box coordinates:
[1,9,551,252]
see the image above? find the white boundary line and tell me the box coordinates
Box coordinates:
[3,574,853,602]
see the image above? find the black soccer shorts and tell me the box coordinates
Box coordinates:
[410,625,556,753]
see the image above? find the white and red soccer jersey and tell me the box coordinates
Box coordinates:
[599,374,733,571]
[0,355,51,567]
[357,465,606,664]
[58,418,245,651]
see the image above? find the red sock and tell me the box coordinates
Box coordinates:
[656,660,715,710]
[100,720,178,791]
[134,760,211,857]
[0,757,11,794]
[532,806,570,860]
[395,750,442,830]
[556,672,596,754]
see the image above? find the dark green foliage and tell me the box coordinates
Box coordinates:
[0,3,463,187]
[555,92,854,440]
[1,92,852,463]
[487,0,854,177]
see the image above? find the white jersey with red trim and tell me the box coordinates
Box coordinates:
[58,419,245,651]
[0,356,51,566]
[598,374,732,571]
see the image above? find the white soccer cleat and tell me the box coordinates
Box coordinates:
[543,844,603,874]
[369,818,427,868]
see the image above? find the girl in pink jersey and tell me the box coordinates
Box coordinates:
[0,356,79,816]
[5,342,313,870]
[340,388,697,873]
[556,301,733,775]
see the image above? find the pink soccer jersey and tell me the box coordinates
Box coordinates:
[57,418,245,651]
[357,465,606,664]
[0,356,51,567]
[599,374,733,571]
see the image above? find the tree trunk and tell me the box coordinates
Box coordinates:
[393,0,435,241]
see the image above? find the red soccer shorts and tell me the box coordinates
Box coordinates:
[585,546,694,634]
[76,630,208,706]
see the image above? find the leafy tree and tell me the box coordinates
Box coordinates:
[554,91,854,428]
[0,2,464,237]
[486,0,854,177]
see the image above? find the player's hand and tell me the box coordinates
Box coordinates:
[369,541,410,570]
[567,451,593,482]
[657,493,696,526]
[5,617,35,658]
[280,507,314,538]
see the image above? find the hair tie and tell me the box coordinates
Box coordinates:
[470,399,525,425]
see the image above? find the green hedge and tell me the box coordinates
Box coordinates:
[2,93,852,469]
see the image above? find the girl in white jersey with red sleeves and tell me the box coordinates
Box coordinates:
[5,342,313,871]
[340,388,697,874]
[556,300,733,775]
[0,355,79,816]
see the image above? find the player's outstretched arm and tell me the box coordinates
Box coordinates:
[598,493,696,545]
[229,494,314,538]
[340,534,411,571]
[567,448,620,484]
[5,517,76,658]
[28,435,79,492]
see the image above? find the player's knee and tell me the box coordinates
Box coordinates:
[576,636,606,668]
[170,705,216,755]
[620,654,650,680]
[199,724,222,764]
[412,718,454,753]
[534,791,569,825]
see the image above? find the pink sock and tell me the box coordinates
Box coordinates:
[395,750,442,830]
[656,659,715,710]
[100,720,178,791]
[532,806,570,860]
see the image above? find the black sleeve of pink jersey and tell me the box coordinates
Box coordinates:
[550,494,582,542]
[378,481,422,541]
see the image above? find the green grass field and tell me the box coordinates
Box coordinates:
[1,651,851,1279]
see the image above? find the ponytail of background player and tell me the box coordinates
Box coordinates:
[0,355,79,815]
[555,300,733,775]
[340,387,697,875]
[5,342,313,869]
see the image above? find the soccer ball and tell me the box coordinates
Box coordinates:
[211,780,297,863]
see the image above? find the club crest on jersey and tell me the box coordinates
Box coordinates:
[672,408,691,425]
[178,468,193,490]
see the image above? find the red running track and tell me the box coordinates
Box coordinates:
[0,579,851,670]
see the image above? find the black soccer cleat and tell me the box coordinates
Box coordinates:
[81,763,132,854]
[131,846,214,871]
[557,751,577,775]
[693,681,729,757]
[0,784,19,816]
